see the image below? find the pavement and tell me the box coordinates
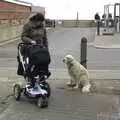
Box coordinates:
[1,27,120,120]
[92,31,120,49]
[1,72,120,120]
[1,66,120,119]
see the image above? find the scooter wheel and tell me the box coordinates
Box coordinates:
[43,97,48,108]
[13,84,21,101]
[37,97,48,108]
[37,97,44,108]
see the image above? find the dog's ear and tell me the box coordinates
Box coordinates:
[66,56,73,62]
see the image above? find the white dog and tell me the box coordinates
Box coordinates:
[63,54,91,93]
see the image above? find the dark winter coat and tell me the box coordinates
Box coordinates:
[21,13,48,49]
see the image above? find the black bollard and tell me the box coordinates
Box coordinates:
[97,21,100,35]
[80,37,87,68]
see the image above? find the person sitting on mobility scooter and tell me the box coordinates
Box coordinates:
[14,13,51,108]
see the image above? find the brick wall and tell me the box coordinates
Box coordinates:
[0,11,31,25]
[0,1,31,25]
[0,1,31,12]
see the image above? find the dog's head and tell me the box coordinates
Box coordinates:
[63,54,74,64]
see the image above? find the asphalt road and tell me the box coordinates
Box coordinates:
[0,27,120,70]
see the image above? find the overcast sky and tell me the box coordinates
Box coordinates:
[23,0,120,19]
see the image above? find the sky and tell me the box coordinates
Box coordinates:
[23,0,120,20]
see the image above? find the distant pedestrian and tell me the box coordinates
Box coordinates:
[94,12,100,21]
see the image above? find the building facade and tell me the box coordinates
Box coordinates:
[0,0,32,25]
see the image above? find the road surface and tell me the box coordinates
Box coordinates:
[0,27,120,120]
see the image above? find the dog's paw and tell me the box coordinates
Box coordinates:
[66,81,76,87]
[73,85,79,89]
[82,84,91,93]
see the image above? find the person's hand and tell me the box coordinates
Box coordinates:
[31,40,36,44]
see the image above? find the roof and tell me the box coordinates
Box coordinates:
[4,0,32,7]
[32,6,45,12]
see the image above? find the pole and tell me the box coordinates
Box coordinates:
[80,37,87,68]
[97,20,100,35]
